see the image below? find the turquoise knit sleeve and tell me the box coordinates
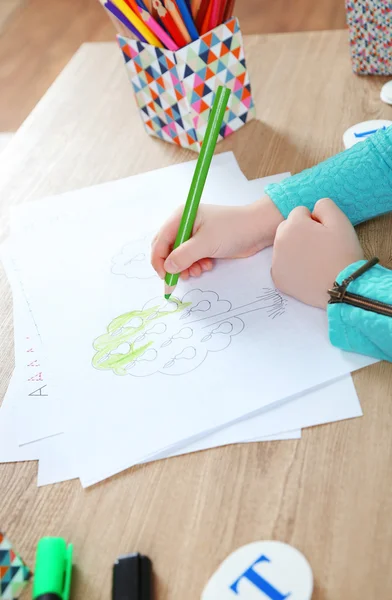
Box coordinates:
[265,126,392,225]
[328,261,392,362]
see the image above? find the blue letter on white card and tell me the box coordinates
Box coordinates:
[230,555,290,599]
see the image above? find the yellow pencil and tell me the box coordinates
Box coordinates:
[163,0,191,44]
[111,0,163,46]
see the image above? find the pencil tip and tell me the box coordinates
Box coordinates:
[164,284,175,299]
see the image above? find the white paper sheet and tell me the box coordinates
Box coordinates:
[9,164,290,446]
[10,152,249,238]
[0,221,300,478]
[3,262,362,487]
[2,158,372,487]
[8,181,374,487]
[8,154,251,445]
[2,268,362,487]
[0,377,41,462]
[35,429,302,486]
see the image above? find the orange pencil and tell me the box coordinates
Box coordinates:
[191,0,202,19]
[164,0,191,44]
[124,0,142,14]
[200,0,213,34]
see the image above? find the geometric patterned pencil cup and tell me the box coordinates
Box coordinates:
[117,18,256,152]
[345,0,392,75]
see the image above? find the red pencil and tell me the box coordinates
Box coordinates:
[195,0,209,32]
[164,0,191,44]
[218,0,227,23]
[207,0,221,30]
[223,0,236,21]
[152,0,188,47]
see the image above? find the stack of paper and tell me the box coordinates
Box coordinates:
[0,153,374,487]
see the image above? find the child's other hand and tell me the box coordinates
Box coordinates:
[151,195,283,280]
[271,198,364,309]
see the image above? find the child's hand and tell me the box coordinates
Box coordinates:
[151,195,283,280]
[271,198,364,309]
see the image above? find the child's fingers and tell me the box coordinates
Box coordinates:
[164,234,207,274]
[200,257,213,271]
[312,198,351,228]
[189,263,202,277]
[151,254,166,279]
[287,206,312,224]
[151,209,184,277]
[179,259,212,281]
[152,246,213,282]
[191,259,213,276]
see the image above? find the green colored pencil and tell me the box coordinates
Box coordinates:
[164,85,231,299]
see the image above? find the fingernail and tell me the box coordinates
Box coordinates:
[165,258,178,274]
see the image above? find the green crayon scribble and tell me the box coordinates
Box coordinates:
[92,297,191,376]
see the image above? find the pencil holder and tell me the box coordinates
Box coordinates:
[117,18,256,152]
[345,0,392,75]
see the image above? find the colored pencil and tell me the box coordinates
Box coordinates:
[164,86,231,298]
[146,0,166,29]
[101,0,147,41]
[125,0,143,13]
[190,0,202,19]
[152,0,188,47]
[151,0,159,20]
[138,7,179,50]
[200,0,212,34]
[174,0,199,41]
[207,0,221,31]
[195,0,209,33]
[218,0,227,23]
[223,0,235,21]
[111,0,163,45]
[164,0,191,44]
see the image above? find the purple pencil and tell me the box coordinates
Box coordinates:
[101,0,147,42]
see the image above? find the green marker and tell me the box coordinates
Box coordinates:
[164,85,231,299]
[33,537,73,600]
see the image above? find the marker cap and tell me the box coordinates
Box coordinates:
[33,537,73,600]
[112,553,152,600]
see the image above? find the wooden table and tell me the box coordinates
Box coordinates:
[1,30,391,599]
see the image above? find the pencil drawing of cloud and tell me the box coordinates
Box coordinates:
[92,289,244,376]
[111,237,157,280]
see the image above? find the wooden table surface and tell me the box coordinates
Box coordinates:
[1,30,392,600]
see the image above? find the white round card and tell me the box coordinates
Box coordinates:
[380,81,392,105]
[201,541,313,600]
[343,120,392,149]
